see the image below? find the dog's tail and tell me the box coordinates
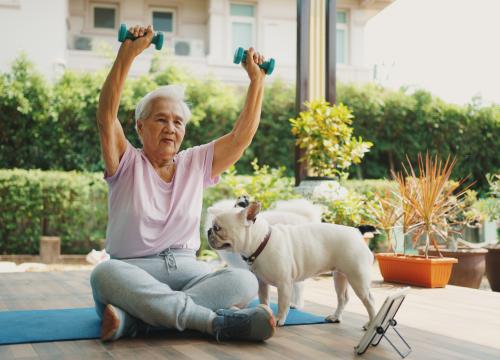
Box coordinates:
[272,199,323,223]
[355,225,380,246]
[355,225,378,263]
[356,225,379,236]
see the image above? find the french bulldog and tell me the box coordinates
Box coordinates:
[204,196,323,309]
[207,201,376,328]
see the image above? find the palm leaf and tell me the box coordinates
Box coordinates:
[392,153,470,258]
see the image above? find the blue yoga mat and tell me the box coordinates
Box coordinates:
[247,299,327,325]
[0,301,327,345]
[0,308,101,345]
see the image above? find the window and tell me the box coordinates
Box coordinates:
[336,10,348,64]
[92,4,117,29]
[231,3,254,17]
[152,9,175,33]
[230,3,256,51]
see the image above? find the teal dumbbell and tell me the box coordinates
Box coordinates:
[118,23,164,50]
[233,47,275,75]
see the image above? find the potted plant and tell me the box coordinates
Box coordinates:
[445,188,483,246]
[376,154,463,288]
[423,187,488,289]
[289,100,372,198]
[477,174,500,291]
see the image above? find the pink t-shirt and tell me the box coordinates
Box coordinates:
[104,141,219,259]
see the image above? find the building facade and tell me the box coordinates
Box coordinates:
[0,0,394,83]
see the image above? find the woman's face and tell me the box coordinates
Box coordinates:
[137,97,186,159]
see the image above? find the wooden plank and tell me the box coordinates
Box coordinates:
[272,333,335,359]
[2,343,37,359]
[147,346,192,359]
[171,344,220,359]
[32,341,64,358]
[204,341,289,360]
[1,270,500,359]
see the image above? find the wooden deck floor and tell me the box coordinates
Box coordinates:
[0,269,499,359]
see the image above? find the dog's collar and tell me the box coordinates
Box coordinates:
[241,227,272,265]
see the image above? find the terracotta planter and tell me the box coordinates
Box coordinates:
[424,248,487,289]
[485,246,500,292]
[376,253,458,288]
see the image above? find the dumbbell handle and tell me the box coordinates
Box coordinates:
[117,24,164,50]
[233,47,275,75]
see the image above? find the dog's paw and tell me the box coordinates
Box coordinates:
[325,314,341,323]
[362,321,371,331]
[276,318,286,327]
[290,303,303,310]
[290,301,304,310]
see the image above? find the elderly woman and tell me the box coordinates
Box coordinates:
[90,25,274,342]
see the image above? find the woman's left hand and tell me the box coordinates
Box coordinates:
[241,47,266,82]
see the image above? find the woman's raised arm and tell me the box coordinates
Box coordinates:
[212,47,266,178]
[97,25,154,176]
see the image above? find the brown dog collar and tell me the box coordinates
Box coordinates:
[241,228,272,265]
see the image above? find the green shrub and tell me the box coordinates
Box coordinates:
[338,83,500,190]
[38,171,108,254]
[314,179,398,251]
[50,71,106,171]
[218,160,298,209]
[340,179,397,199]
[180,77,240,153]
[0,170,44,254]
[1,55,498,193]
[0,55,52,169]
[0,169,107,254]
[1,168,406,254]
[247,80,296,174]
[474,173,500,222]
[320,189,374,227]
[290,100,372,178]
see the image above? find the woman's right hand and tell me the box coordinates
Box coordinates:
[118,25,155,59]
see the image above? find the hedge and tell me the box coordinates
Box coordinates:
[0,55,498,190]
[0,169,107,254]
[0,169,395,255]
[337,84,500,190]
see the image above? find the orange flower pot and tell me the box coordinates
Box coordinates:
[375,253,458,288]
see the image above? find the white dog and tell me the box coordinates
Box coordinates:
[207,201,376,327]
[204,196,322,309]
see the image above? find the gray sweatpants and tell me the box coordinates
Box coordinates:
[90,249,258,334]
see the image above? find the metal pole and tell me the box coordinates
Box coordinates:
[325,0,336,104]
[295,0,310,186]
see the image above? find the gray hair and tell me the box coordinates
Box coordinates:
[134,85,191,134]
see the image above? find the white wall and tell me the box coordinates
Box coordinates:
[338,0,383,73]
[0,0,67,81]
[260,0,296,68]
[0,0,390,85]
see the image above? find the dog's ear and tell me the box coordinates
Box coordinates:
[245,201,261,222]
[235,195,250,208]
